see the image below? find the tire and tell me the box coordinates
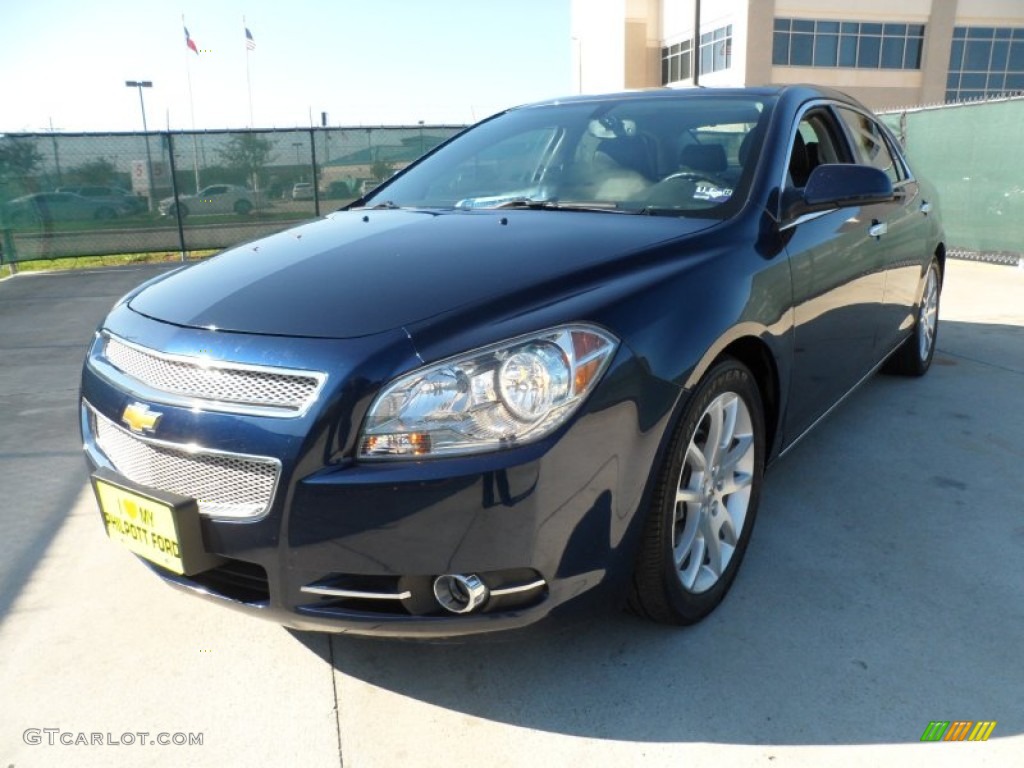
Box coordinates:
[234,199,253,215]
[883,258,941,377]
[170,203,189,219]
[630,358,766,625]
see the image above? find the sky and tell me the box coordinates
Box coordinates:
[0,0,572,133]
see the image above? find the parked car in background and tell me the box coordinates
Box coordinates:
[291,182,315,201]
[325,181,352,199]
[82,86,944,638]
[56,185,147,215]
[158,184,255,218]
[2,191,135,227]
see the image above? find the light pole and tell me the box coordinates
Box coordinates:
[571,36,583,93]
[125,80,156,212]
[418,120,425,156]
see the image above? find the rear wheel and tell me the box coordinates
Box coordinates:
[884,258,941,376]
[630,358,765,625]
[234,199,253,215]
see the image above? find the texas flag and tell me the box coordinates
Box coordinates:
[184,26,199,54]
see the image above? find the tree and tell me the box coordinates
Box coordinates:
[370,158,394,182]
[217,134,275,190]
[68,158,117,185]
[0,138,43,184]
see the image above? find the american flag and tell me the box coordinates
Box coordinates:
[184,25,199,55]
[245,27,256,51]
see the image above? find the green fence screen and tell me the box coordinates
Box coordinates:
[883,97,1024,261]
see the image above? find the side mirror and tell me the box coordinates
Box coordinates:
[782,164,894,220]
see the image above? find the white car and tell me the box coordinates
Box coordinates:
[291,183,314,201]
[159,185,255,218]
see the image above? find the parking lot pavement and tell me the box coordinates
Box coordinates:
[1,260,1021,767]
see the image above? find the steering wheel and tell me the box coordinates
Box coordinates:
[639,170,734,209]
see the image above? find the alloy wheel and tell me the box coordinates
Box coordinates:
[918,266,939,362]
[671,391,756,594]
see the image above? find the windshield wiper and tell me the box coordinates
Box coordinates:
[634,205,688,216]
[347,200,402,211]
[490,198,625,212]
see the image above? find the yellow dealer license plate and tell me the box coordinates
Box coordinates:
[91,468,223,576]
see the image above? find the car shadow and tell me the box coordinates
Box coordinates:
[297,319,1023,746]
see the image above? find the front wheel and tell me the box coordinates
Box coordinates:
[884,258,941,376]
[234,199,253,215]
[630,358,765,625]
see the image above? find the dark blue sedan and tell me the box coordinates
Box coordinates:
[81,86,944,637]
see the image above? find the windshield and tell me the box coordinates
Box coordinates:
[362,94,772,218]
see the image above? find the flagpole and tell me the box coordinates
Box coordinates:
[244,16,254,127]
[183,14,201,193]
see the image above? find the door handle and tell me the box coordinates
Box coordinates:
[869,220,888,238]
[920,200,932,215]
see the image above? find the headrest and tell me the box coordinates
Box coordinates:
[680,143,727,174]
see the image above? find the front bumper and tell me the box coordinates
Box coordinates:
[81,308,669,638]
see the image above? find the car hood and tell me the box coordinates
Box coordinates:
[128,208,716,339]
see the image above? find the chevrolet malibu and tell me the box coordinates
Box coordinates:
[81,86,944,637]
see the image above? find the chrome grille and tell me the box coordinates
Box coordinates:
[90,405,279,519]
[102,334,324,416]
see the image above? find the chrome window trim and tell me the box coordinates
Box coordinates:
[91,331,327,419]
[778,209,832,232]
[82,399,282,521]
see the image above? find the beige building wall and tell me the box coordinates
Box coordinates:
[571,0,629,94]
[576,0,1024,110]
[624,0,663,88]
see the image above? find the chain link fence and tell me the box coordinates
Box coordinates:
[0,126,464,266]
[882,96,1024,267]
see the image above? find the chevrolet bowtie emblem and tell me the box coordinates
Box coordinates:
[121,402,162,434]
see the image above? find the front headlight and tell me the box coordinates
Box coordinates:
[359,324,618,459]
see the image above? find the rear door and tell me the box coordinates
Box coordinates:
[834,107,929,354]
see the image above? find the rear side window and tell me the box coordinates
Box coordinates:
[836,108,905,183]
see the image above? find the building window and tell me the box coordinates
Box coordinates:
[773,19,924,69]
[661,24,732,84]
[947,26,1024,102]
[661,39,693,85]
[700,25,733,75]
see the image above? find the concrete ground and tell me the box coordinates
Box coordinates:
[1,259,1021,767]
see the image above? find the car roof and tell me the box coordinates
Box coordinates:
[510,84,869,113]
